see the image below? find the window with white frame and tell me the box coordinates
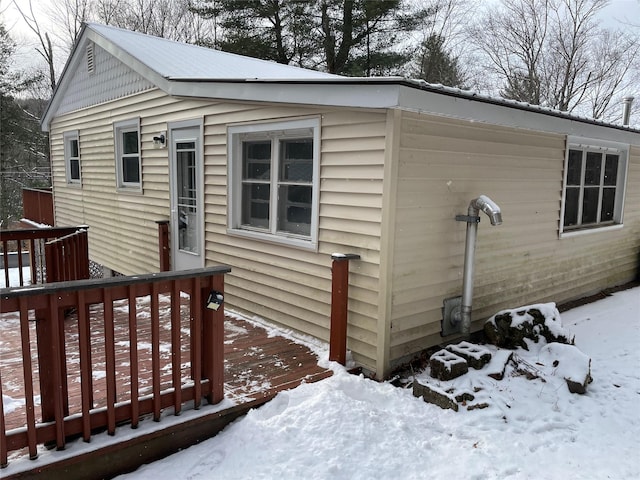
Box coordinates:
[561,138,628,234]
[114,118,141,189]
[64,131,80,184]
[228,118,320,248]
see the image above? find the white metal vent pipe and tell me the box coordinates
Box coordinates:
[622,96,634,126]
[456,195,502,337]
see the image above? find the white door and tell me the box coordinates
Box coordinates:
[169,123,204,270]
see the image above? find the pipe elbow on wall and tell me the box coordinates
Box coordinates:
[470,195,503,226]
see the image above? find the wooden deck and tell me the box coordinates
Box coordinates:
[1,294,331,437]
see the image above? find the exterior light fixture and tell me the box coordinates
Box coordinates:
[206,290,224,311]
[153,132,166,148]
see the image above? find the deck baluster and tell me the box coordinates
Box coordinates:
[77,290,92,442]
[128,285,140,428]
[18,297,37,459]
[171,280,182,414]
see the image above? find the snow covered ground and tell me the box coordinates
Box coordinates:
[116,287,640,480]
[0,266,30,288]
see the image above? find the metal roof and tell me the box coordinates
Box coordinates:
[87,23,336,81]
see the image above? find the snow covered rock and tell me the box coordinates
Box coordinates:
[485,350,514,380]
[413,380,459,411]
[484,303,574,350]
[538,342,592,394]
[429,349,468,380]
[445,341,492,369]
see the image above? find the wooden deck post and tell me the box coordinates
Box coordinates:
[77,228,90,280]
[201,274,225,404]
[156,220,170,272]
[329,253,360,365]
[35,304,69,424]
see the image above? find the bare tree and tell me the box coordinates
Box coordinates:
[472,0,551,104]
[96,0,217,44]
[46,0,95,49]
[11,0,57,92]
[472,0,639,119]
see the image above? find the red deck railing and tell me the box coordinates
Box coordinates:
[0,226,88,288]
[44,228,90,283]
[0,266,229,467]
[22,188,54,227]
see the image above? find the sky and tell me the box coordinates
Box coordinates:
[3,284,639,479]
[2,0,640,73]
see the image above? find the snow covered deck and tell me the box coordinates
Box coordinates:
[1,311,331,433]
[1,274,331,476]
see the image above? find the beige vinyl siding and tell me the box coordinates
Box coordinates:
[50,90,387,371]
[203,108,387,372]
[50,89,213,274]
[389,110,640,365]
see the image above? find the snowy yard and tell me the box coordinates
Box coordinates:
[115,286,640,480]
[0,266,30,288]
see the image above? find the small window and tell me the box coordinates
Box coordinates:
[228,118,320,249]
[560,137,628,235]
[64,131,80,184]
[114,119,141,190]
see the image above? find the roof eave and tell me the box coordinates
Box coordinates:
[167,78,640,136]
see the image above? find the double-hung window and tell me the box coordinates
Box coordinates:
[560,137,628,235]
[114,118,141,190]
[64,131,80,184]
[228,118,320,249]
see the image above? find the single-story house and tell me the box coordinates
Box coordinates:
[41,23,640,379]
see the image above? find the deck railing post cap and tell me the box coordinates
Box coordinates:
[331,253,361,261]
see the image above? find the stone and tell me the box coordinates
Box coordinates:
[486,350,514,380]
[467,402,489,411]
[413,380,459,411]
[538,342,592,394]
[566,378,589,394]
[429,349,468,380]
[484,303,574,350]
[446,341,492,369]
[455,392,475,403]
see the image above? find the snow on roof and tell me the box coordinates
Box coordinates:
[86,23,337,81]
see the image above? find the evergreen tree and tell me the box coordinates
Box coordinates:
[191,0,418,75]
[0,24,50,229]
[415,33,465,87]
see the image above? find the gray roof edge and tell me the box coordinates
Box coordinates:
[169,76,639,134]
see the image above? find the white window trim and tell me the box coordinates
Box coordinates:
[114,118,142,192]
[64,130,81,185]
[227,117,321,250]
[559,136,629,238]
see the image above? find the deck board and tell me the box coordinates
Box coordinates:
[0,297,331,435]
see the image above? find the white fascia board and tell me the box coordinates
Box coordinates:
[167,81,402,109]
[398,85,640,146]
